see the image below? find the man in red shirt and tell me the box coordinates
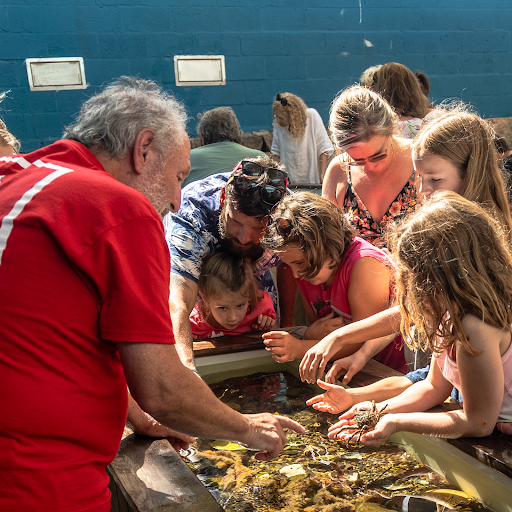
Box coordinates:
[0,77,303,512]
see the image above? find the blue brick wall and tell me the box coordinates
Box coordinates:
[1,1,511,151]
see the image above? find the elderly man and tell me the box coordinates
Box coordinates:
[183,106,266,187]
[0,77,302,512]
[164,156,297,372]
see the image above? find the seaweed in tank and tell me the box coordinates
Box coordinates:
[181,372,491,512]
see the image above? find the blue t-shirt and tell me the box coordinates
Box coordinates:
[162,173,281,309]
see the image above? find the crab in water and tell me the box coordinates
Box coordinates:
[337,401,388,444]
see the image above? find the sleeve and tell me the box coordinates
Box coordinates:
[311,109,334,158]
[258,291,277,319]
[271,121,281,157]
[78,217,174,344]
[164,212,216,284]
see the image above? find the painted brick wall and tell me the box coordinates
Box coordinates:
[1,0,511,151]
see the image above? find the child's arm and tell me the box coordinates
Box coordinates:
[252,314,276,332]
[331,318,506,444]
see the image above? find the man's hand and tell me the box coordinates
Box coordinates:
[240,413,305,461]
[304,312,346,340]
[305,379,354,414]
[252,314,277,332]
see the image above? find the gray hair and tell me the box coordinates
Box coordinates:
[63,76,188,159]
[329,85,399,150]
[197,107,242,145]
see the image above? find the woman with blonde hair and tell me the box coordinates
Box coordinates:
[0,92,20,157]
[323,85,418,248]
[271,92,333,185]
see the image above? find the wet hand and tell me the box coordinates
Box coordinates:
[242,413,305,461]
[252,314,276,332]
[327,401,373,439]
[300,330,345,383]
[305,379,354,414]
[262,331,302,362]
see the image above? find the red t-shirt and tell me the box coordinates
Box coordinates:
[0,141,174,512]
[190,291,276,338]
[298,237,406,373]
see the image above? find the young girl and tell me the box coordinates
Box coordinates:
[300,109,512,390]
[261,192,406,373]
[190,249,276,338]
[323,192,512,443]
[271,92,334,185]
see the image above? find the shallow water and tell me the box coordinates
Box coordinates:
[181,371,491,512]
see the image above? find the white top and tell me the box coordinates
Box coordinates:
[271,108,334,185]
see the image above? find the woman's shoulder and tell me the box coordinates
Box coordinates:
[323,156,349,205]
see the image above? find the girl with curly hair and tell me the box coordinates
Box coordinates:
[326,192,512,442]
[271,92,333,185]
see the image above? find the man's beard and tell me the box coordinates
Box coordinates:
[218,210,264,262]
[136,158,170,218]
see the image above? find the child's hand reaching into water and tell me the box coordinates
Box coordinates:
[252,314,276,332]
[306,379,354,414]
[262,331,305,362]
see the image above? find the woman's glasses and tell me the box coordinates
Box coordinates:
[228,161,289,206]
[349,150,388,166]
[275,94,288,107]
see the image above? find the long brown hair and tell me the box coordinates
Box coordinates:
[370,62,430,119]
[412,110,512,238]
[198,249,262,313]
[273,92,308,139]
[390,191,512,355]
[261,192,354,280]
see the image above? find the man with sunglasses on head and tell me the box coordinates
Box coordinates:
[163,156,297,372]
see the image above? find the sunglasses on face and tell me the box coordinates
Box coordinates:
[275,94,288,107]
[349,150,388,166]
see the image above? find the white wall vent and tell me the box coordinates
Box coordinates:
[25,57,87,92]
[174,55,225,87]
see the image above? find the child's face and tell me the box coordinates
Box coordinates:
[413,153,463,198]
[279,244,336,287]
[206,292,249,331]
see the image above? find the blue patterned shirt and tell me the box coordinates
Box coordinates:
[162,173,281,309]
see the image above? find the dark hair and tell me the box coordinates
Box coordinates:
[197,106,243,145]
[224,155,286,217]
[63,76,187,159]
[198,249,261,312]
[370,62,430,119]
[494,134,511,154]
[415,72,430,97]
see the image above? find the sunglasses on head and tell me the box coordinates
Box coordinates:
[275,94,288,107]
[229,161,289,206]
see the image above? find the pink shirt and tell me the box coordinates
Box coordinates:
[437,340,512,424]
[190,291,275,338]
[298,237,406,373]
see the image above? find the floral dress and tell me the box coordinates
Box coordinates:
[343,169,418,248]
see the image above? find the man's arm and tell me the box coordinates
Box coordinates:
[117,342,304,460]
[169,273,198,371]
[276,263,297,327]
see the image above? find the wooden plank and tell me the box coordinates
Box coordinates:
[108,434,223,512]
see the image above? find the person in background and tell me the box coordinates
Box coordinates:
[271,92,334,185]
[164,157,297,373]
[190,248,276,339]
[183,106,266,187]
[494,133,512,182]
[368,62,431,139]
[0,77,303,512]
[0,92,20,157]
